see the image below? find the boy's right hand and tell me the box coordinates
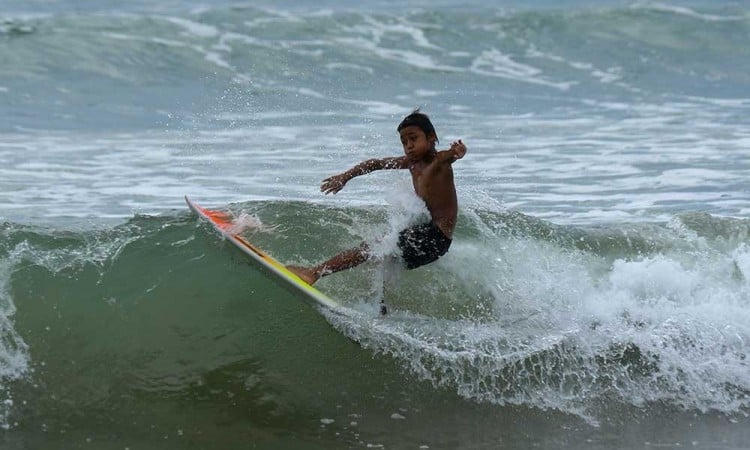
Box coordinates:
[321,173,349,194]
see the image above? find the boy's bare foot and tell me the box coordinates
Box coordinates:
[286,265,320,285]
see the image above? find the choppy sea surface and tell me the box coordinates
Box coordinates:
[1,1,749,448]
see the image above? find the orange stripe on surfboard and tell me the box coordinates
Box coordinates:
[193,204,233,230]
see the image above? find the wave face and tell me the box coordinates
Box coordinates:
[1,202,748,434]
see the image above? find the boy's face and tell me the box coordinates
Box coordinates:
[399,126,435,162]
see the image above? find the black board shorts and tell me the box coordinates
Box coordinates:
[397,222,452,269]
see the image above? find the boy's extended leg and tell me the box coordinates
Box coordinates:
[287,243,370,285]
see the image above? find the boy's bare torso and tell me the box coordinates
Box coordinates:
[407,151,458,239]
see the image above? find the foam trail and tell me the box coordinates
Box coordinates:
[320,206,750,422]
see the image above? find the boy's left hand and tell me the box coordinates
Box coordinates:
[450,139,466,160]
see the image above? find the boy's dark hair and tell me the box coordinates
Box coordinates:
[397,109,438,144]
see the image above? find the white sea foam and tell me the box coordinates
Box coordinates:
[163,16,219,38]
[330,15,461,72]
[734,245,750,286]
[325,62,374,74]
[527,46,626,87]
[359,15,441,50]
[633,2,747,22]
[655,169,734,188]
[346,100,406,116]
[203,51,231,69]
[2,93,749,225]
[470,49,575,90]
[335,35,459,72]
[324,204,750,422]
[104,32,187,48]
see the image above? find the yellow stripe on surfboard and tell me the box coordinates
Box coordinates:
[232,233,326,297]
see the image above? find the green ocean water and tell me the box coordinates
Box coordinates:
[1,201,749,448]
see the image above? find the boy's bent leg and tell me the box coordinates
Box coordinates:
[287,242,370,285]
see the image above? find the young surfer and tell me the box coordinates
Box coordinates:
[288,109,467,285]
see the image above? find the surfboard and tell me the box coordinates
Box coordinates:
[185,196,341,311]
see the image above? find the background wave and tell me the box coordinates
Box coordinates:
[1,4,748,132]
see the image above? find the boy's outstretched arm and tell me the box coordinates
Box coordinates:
[436,139,467,164]
[321,156,408,194]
